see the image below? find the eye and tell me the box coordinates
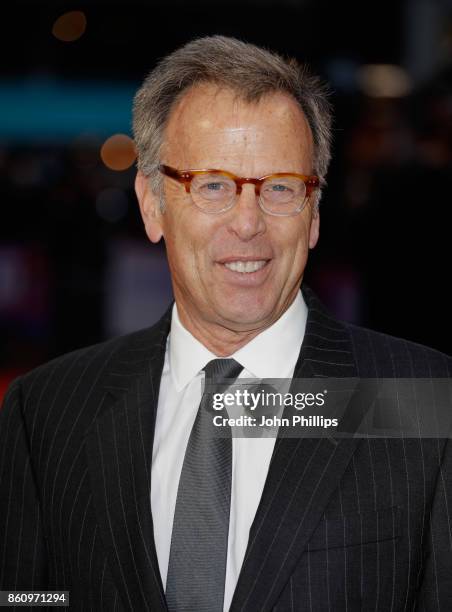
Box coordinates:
[261,177,306,203]
[193,175,235,200]
[262,182,295,196]
[205,182,225,191]
[269,184,290,192]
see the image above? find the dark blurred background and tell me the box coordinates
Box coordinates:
[1,0,452,400]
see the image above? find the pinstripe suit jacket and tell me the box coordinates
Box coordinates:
[1,285,451,611]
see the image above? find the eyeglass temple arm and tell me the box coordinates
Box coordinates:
[159,164,193,192]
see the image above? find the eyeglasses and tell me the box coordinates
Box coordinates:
[158,164,320,216]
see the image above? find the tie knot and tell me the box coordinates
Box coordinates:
[203,358,243,382]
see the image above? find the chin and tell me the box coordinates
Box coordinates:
[215,296,277,329]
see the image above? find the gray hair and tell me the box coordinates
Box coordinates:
[133,35,333,211]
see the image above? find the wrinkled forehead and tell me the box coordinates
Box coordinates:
[161,83,314,166]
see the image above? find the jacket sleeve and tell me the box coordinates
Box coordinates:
[0,379,49,590]
[415,436,452,611]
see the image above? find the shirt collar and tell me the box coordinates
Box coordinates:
[169,291,307,391]
[169,307,217,391]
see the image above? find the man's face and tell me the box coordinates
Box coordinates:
[136,84,319,335]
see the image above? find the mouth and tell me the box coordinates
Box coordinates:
[215,257,272,285]
[223,260,268,274]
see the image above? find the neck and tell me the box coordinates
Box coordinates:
[175,297,296,356]
[176,290,298,357]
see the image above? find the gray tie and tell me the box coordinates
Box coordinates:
[166,359,244,612]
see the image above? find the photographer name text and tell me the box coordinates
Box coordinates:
[213,414,338,428]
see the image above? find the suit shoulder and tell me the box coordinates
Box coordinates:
[15,321,169,400]
[344,322,452,377]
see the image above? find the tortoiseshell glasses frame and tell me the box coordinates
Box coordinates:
[158,164,320,216]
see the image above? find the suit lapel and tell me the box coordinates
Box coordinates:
[85,308,172,612]
[229,285,363,612]
[85,286,366,612]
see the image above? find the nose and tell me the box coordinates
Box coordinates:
[227,184,266,241]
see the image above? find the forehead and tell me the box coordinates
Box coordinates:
[162,83,314,171]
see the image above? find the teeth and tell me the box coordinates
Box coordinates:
[224,260,267,273]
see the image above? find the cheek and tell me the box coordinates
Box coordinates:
[164,213,215,279]
[275,227,311,286]
[161,218,192,279]
[274,221,310,263]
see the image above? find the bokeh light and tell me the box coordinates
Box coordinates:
[100,134,136,171]
[357,64,412,98]
[52,11,87,43]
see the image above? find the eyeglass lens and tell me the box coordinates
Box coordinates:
[190,173,307,214]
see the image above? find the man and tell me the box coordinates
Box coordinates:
[1,36,451,611]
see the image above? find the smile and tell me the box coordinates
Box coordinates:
[223,260,268,273]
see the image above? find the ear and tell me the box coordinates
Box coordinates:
[308,207,320,249]
[135,171,164,243]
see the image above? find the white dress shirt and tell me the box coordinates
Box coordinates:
[151,292,308,611]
